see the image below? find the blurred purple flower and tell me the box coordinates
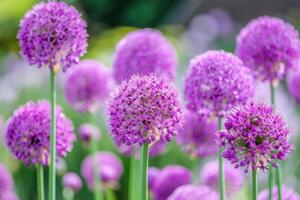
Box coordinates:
[184,50,254,118]
[78,123,101,146]
[258,185,300,200]
[167,185,219,200]
[208,8,234,36]
[108,74,183,146]
[153,165,192,200]
[6,100,75,166]
[216,101,292,173]
[0,191,19,200]
[113,29,177,83]
[236,16,300,82]
[62,172,82,192]
[17,2,88,71]
[65,60,113,112]
[0,164,13,197]
[148,167,160,193]
[287,69,300,104]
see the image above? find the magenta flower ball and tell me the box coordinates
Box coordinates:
[78,123,101,146]
[0,164,13,196]
[6,100,76,166]
[216,101,292,173]
[108,74,183,146]
[236,16,300,82]
[0,191,19,200]
[17,2,88,71]
[81,152,123,190]
[62,172,82,192]
[167,185,219,200]
[148,167,160,193]
[199,160,244,197]
[258,185,300,200]
[113,29,177,83]
[184,50,254,118]
[287,70,300,104]
[65,60,113,112]
[153,165,192,200]
[176,110,217,158]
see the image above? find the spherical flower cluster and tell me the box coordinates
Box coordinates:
[258,185,300,200]
[199,160,244,197]
[176,110,217,157]
[62,172,82,192]
[113,28,177,83]
[287,69,300,104]
[236,16,300,82]
[78,123,101,145]
[216,101,292,173]
[0,164,13,196]
[65,60,113,112]
[6,100,75,166]
[148,167,160,192]
[81,152,123,190]
[184,50,254,118]
[167,185,219,200]
[17,2,88,71]
[153,165,192,200]
[108,74,183,146]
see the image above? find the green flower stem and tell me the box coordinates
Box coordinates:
[37,165,44,200]
[140,143,149,200]
[252,169,257,200]
[276,166,282,200]
[105,188,117,200]
[49,68,56,200]
[218,117,225,200]
[129,155,138,200]
[268,168,274,200]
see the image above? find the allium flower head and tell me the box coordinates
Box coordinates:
[287,69,300,104]
[6,100,75,166]
[177,110,217,157]
[81,152,123,190]
[62,172,82,192]
[184,50,254,118]
[236,16,300,82]
[78,123,101,145]
[200,160,244,197]
[153,165,192,200]
[17,2,88,71]
[65,60,113,112]
[167,185,219,200]
[216,101,292,173]
[148,167,160,192]
[113,29,177,83]
[258,185,300,200]
[0,164,13,196]
[108,74,183,146]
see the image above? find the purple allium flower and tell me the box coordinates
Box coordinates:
[287,69,300,104]
[176,110,217,157]
[0,164,13,196]
[78,123,101,146]
[113,29,177,83]
[184,50,254,118]
[65,60,113,112]
[108,74,183,146]
[81,152,123,190]
[200,160,244,197]
[148,167,160,192]
[62,172,82,192]
[6,100,75,166]
[216,101,292,173]
[258,185,300,200]
[17,2,88,72]
[236,16,300,82]
[167,185,219,200]
[153,165,192,200]
[0,191,19,200]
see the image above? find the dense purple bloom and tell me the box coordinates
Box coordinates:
[81,152,123,190]
[148,167,160,192]
[199,160,244,197]
[184,50,254,118]
[78,123,101,146]
[0,164,13,196]
[0,191,19,200]
[176,110,217,157]
[113,29,177,83]
[62,172,82,192]
[236,16,300,82]
[167,185,219,200]
[65,60,113,112]
[258,185,300,200]
[287,69,300,104]
[6,100,75,166]
[216,101,292,173]
[108,74,183,146]
[153,165,192,200]
[17,2,88,72]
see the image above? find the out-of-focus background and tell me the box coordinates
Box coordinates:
[1,0,300,199]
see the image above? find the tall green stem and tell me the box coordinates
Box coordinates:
[140,143,149,200]
[37,165,44,200]
[252,170,257,200]
[218,117,225,200]
[49,68,56,200]
[129,155,138,200]
[276,165,282,200]
[105,188,116,200]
